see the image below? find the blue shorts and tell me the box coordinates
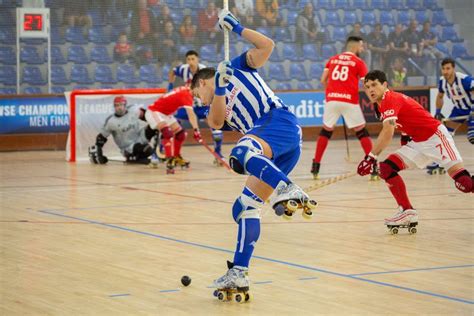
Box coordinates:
[449,107,470,123]
[174,106,209,120]
[246,108,302,175]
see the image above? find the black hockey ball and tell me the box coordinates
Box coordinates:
[181,275,191,287]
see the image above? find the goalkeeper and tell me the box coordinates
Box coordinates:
[89,96,158,164]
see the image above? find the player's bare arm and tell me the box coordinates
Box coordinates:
[183,106,200,130]
[243,28,275,69]
[435,92,444,110]
[320,69,329,88]
[168,69,176,85]
[372,119,396,156]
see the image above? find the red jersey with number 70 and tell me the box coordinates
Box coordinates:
[147,86,194,115]
[379,90,440,142]
[325,52,368,104]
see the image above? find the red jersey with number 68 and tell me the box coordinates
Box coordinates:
[147,86,193,115]
[379,90,440,142]
[325,52,368,104]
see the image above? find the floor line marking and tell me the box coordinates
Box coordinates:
[349,264,474,276]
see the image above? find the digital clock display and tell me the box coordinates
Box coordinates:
[23,14,43,31]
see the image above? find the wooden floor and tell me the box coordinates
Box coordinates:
[1,137,473,315]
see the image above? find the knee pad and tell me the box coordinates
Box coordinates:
[174,129,186,142]
[144,125,157,140]
[229,137,264,175]
[355,128,369,139]
[232,190,263,223]
[319,128,333,139]
[468,122,474,144]
[133,143,153,158]
[160,126,173,140]
[96,133,108,147]
[400,134,412,146]
[379,159,401,180]
[212,129,223,142]
[453,169,473,193]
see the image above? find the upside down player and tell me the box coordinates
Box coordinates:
[312,36,375,180]
[358,70,473,229]
[191,10,316,295]
[145,86,202,173]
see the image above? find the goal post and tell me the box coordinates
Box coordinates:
[66,88,166,162]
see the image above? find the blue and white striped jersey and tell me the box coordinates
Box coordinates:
[438,72,474,110]
[224,51,286,134]
[174,63,207,85]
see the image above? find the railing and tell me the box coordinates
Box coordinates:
[407,58,428,85]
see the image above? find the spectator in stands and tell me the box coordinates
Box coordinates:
[114,32,133,63]
[63,0,92,29]
[387,56,407,88]
[180,15,197,45]
[295,3,325,55]
[198,1,219,44]
[160,21,180,64]
[348,23,370,67]
[403,19,421,58]
[419,21,442,59]
[232,0,255,27]
[256,0,284,27]
[130,0,158,44]
[156,5,174,35]
[388,23,409,65]
[367,23,389,70]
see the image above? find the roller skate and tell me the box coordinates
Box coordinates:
[385,207,418,235]
[426,163,446,175]
[165,157,175,174]
[311,161,320,180]
[271,181,318,220]
[174,155,190,169]
[369,162,380,181]
[213,152,225,167]
[213,265,252,303]
[148,153,159,169]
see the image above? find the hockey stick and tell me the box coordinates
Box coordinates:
[223,0,229,61]
[304,171,357,193]
[442,115,469,122]
[341,117,350,162]
[198,138,233,171]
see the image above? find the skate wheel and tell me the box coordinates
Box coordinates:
[287,200,298,211]
[440,169,446,174]
[274,203,286,216]
[245,292,252,302]
[235,293,244,303]
[307,199,318,209]
[213,290,219,297]
[409,227,417,234]
[217,291,225,301]
[302,210,313,219]
[433,169,439,175]
[312,174,320,180]
[390,227,399,235]
[283,211,293,220]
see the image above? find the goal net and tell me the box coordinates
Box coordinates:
[66,88,165,162]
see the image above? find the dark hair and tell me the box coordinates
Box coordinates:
[364,70,388,84]
[190,68,216,89]
[185,50,199,57]
[441,57,455,68]
[346,36,363,44]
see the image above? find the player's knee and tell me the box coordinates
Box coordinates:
[232,196,262,223]
[379,160,401,180]
[355,128,370,139]
[160,126,173,140]
[319,128,333,139]
[229,137,264,175]
[174,129,186,142]
[452,169,473,193]
[212,130,223,142]
[96,133,107,147]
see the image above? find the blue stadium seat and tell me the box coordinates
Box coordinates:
[286,10,299,25]
[269,48,283,62]
[397,11,411,25]
[371,0,386,9]
[343,12,358,25]
[256,27,272,38]
[302,44,321,61]
[361,11,376,25]
[423,0,439,9]
[432,11,450,26]
[440,26,460,42]
[91,46,113,64]
[379,11,395,26]
[99,85,114,90]
[258,67,268,80]
[297,82,313,90]
[88,9,106,26]
[24,86,42,94]
[0,66,16,85]
[405,0,421,9]
[183,0,203,9]
[71,65,93,84]
[414,10,429,24]
[200,44,218,62]
[0,28,15,45]
[170,11,184,24]
[139,64,162,84]
[268,63,288,80]
[289,63,308,80]
[72,85,90,91]
[0,46,15,65]
[65,27,88,44]
[332,26,347,42]
[51,66,70,85]
[321,44,336,60]
[297,0,311,9]
[21,46,43,64]
[0,87,17,94]
[282,43,303,61]
[89,27,110,44]
[22,66,45,85]
[51,28,65,45]
[452,43,474,60]
[95,65,116,84]
[434,43,449,56]
[51,86,66,94]
[275,82,292,90]
[351,0,369,10]
[318,0,334,9]
[117,64,140,84]
[335,0,350,9]
[0,9,15,26]
[324,10,341,26]
[387,0,403,9]
[45,46,67,65]
[67,46,89,64]
[275,27,292,42]
[310,63,324,79]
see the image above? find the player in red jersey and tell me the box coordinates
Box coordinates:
[145,86,202,173]
[312,36,374,179]
[358,70,473,230]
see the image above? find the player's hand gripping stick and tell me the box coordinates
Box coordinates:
[357,152,377,176]
[218,9,244,36]
[215,61,233,96]
[193,128,203,142]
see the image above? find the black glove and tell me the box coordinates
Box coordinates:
[88,145,108,164]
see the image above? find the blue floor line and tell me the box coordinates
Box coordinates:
[253,281,273,285]
[159,289,180,293]
[109,293,131,297]
[39,210,474,305]
[299,277,318,281]
[350,264,474,276]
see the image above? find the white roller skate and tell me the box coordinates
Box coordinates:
[426,163,446,175]
[385,207,418,235]
[148,153,159,169]
[213,266,252,303]
[271,181,318,220]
